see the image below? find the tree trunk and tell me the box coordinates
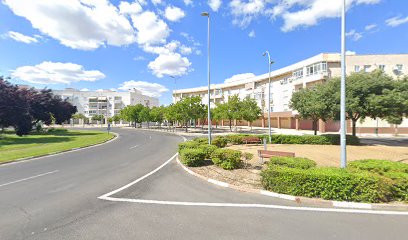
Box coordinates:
[185,121,188,132]
[313,119,317,135]
[352,119,357,136]
[394,124,399,136]
[229,120,232,132]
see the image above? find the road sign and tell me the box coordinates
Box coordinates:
[107,123,111,134]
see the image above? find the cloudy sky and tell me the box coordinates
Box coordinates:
[1,0,407,104]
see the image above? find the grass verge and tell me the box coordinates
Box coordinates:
[0,129,114,163]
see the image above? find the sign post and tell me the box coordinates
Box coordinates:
[107,123,111,135]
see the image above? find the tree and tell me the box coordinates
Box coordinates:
[241,96,262,131]
[91,115,104,122]
[173,96,205,132]
[290,84,335,135]
[327,70,396,136]
[120,104,144,128]
[164,104,177,128]
[150,106,165,128]
[217,95,242,131]
[211,107,222,128]
[112,115,121,125]
[139,106,151,128]
[0,79,76,136]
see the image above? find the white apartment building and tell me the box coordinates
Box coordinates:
[53,88,159,120]
[173,53,408,134]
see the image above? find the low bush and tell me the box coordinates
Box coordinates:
[261,165,392,203]
[225,135,245,145]
[178,141,201,151]
[321,134,360,145]
[179,148,206,167]
[269,156,317,169]
[383,172,408,202]
[349,159,408,175]
[198,144,218,159]
[211,136,228,148]
[210,148,242,170]
[192,137,208,144]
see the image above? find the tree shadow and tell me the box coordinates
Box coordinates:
[0,136,73,146]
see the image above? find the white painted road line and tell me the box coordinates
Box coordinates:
[129,145,140,149]
[0,170,59,188]
[208,179,229,188]
[332,201,372,209]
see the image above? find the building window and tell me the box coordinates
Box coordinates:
[379,65,385,71]
[354,65,360,72]
[292,69,303,79]
[364,65,371,72]
[306,62,327,76]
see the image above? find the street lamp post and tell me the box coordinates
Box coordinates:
[340,0,347,168]
[201,12,211,145]
[263,51,273,143]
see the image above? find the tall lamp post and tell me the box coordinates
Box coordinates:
[201,11,211,145]
[340,0,347,168]
[263,51,274,143]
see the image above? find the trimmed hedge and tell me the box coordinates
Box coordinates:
[178,141,201,151]
[211,136,228,148]
[192,137,208,144]
[210,148,242,170]
[384,172,408,202]
[219,134,360,146]
[261,165,392,203]
[269,156,317,169]
[198,144,218,159]
[179,148,206,167]
[349,159,408,175]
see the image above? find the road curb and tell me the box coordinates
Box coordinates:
[176,157,408,211]
[0,132,118,166]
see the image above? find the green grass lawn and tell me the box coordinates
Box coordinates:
[0,129,114,163]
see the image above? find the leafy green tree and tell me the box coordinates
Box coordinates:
[327,70,396,136]
[211,107,222,128]
[139,106,151,128]
[150,106,165,128]
[241,96,262,131]
[217,95,242,131]
[173,96,205,132]
[164,104,177,128]
[290,84,335,135]
[120,104,145,128]
[112,115,121,124]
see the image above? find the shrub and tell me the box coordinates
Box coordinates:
[210,149,242,170]
[211,136,228,148]
[193,137,208,144]
[349,159,408,175]
[383,172,408,202]
[198,144,218,159]
[252,134,360,145]
[269,156,316,169]
[321,134,360,145]
[179,148,206,167]
[225,135,245,145]
[178,141,201,151]
[261,166,392,203]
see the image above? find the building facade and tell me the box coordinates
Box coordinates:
[173,53,408,134]
[53,88,159,120]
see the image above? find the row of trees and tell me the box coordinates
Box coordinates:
[117,95,262,132]
[0,78,77,136]
[290,71,408,135]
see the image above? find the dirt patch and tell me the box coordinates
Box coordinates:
[228,144,408,167]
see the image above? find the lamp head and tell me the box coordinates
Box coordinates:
[262,52,266,56]
[201,12,209,17]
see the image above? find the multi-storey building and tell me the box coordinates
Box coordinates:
[53,88,159,121]
[173,53,408,134]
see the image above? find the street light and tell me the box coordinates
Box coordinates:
[263,51,274,143]
[340,0,347,168]
[201,11,211,145]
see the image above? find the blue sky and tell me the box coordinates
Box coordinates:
[0,0,407,105]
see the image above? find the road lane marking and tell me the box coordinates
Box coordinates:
[0,170,59,188]
[129,145,140,149]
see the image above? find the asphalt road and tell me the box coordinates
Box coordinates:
[0,128,407,240]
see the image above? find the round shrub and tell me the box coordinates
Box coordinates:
[179,148,206,167]
[383,172,408,202]
[349,159,408,175]
[198,144,218,159]
[178,141,200,151]
[211,136,228,148]
[261,166,393,203]
[192,137,208,144]
[269,156,316,169]
[225,135,245,145]
[210,148,242,170]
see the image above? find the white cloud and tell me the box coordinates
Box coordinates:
[365,24,377,31]
[248,30,255,38]
[224,73,255,83]
[151,0,163,5]
[180,32,201,46]
[346,50,356,55]
[228,0,380,31]
[133,56,146,61]
[131,11,170,45]
[3,0,137,50]
[164,6,186,22]
[346,29,363,41]
[148,52,192,78]
[180,45,193,55]
[118,80,168,97]
[386,15,408,27]
[11,61,105,84]
[119,1,143,15]
[184,0,193,6]
[209,0,222,12]
[6,31,39,44]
